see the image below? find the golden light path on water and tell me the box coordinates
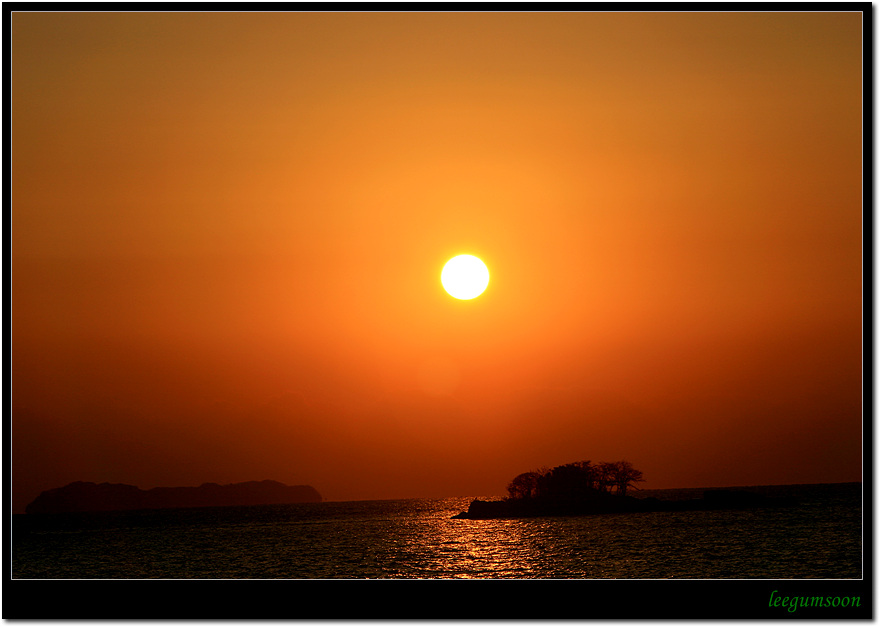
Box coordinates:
[392,499,618,579]
[403,518,542,578]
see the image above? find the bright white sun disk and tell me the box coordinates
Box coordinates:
[441,254,490,300]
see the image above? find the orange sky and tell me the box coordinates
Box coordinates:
[11,11,864,513]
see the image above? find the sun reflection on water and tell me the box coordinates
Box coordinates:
[379,499,577,578]
[398,517,538,578]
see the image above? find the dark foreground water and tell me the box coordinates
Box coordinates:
[12,482,862,579]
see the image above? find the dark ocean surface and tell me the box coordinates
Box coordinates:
[11,482,862,579]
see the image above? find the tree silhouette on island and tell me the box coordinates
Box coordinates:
[453,459,783,519]
[507,460,645,501]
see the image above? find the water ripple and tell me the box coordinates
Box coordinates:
[12,485,862,579]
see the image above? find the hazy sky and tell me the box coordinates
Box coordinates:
[11,11,863,513]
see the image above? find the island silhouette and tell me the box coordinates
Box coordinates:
[452,460,784,519]
[25,479,322,514]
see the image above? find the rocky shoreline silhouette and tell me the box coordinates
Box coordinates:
[452,488,790,519]
[25,480,322,514]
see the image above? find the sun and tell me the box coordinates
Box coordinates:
[441,254,490,300]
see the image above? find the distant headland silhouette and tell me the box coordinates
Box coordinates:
[452,460,787,519]
[25,480,322,514]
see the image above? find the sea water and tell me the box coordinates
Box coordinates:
[11,483,862,579]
